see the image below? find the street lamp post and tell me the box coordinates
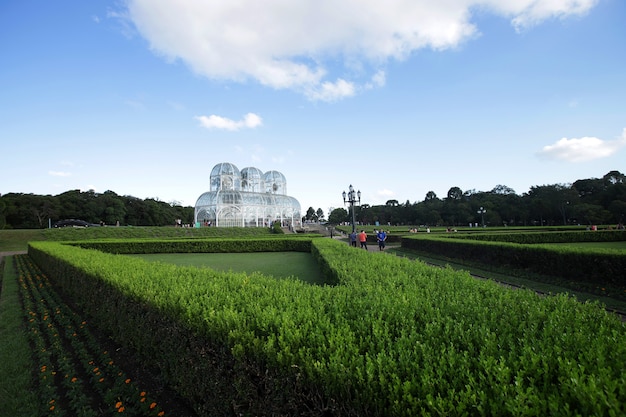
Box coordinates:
[342,184,361,234]
[560,201,570,226]
[477,206,487,228]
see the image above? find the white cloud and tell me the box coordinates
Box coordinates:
[49,171,71,177]
[501,0,598,31]
[122,0,597,101]
[538,128,626,162]
[195,112,263,131]
[305,79,356,102]
[370,70,387,89]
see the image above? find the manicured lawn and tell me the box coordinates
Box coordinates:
[0,229,46,251]
[132,252,326,285]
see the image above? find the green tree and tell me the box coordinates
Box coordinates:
[316,208,325,221]
[424,191,438,202]
[328,207,348,225]
[446,187,463,200]
[305,207,317,222]
[0,196,5,229]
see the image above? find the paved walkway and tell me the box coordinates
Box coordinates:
[0,250,27,263]
[331,234,397,252]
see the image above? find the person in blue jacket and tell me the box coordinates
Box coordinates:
[376,229,387,251]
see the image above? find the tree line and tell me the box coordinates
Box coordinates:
[2,170,624,230]
[319,170,626,228]
[0,189,194,229]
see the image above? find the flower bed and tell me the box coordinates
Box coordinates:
[15,254,171,416]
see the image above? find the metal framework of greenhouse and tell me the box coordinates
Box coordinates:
[194,162,302,228]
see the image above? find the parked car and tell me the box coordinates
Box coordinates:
[53,219,98,228]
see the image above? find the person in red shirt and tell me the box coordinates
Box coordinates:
[358,230,368,250]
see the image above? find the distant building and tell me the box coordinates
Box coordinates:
[194,162,302,228]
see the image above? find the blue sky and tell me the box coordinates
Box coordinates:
[1,0,625,217]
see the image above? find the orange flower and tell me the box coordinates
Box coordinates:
[115,401,123,409]
[118,406,125,413]
[157,412,165,416]
[71,377,78,383]
[125,378,131,384]
[149,402,157,410]
[140,391,146,397]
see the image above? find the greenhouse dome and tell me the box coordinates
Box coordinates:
[195,162,302,228]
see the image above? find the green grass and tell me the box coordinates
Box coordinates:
[0,257,39,417]
[132,252,326,285]
[0,229,46,252]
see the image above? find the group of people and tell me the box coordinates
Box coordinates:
[348,229,388,251]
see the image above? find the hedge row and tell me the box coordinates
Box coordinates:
[41,225,278,242]
[401,233,626,293]
[28,238,626,416]
[452,230,626,244]
[70,236,315,254]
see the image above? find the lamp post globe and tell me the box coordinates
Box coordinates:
[477,207,487,228]
[342,184,361,234]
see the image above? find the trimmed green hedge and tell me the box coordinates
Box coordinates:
[28,238,626,416]
[402,232,626,295]
[452,230,626,244]
[41,225,277,241]
[70,236,314,254]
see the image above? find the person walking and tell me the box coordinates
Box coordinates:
[358,230,368,250]
[349,231,357,247]
[376,229,387,251]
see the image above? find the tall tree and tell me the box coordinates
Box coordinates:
[328,207,348,225]
[446,187,463,200]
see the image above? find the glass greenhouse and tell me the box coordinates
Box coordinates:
[195,162,302,228]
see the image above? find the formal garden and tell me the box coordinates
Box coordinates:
[1,226,625,416]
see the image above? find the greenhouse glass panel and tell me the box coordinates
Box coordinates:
[195,162,301,229]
